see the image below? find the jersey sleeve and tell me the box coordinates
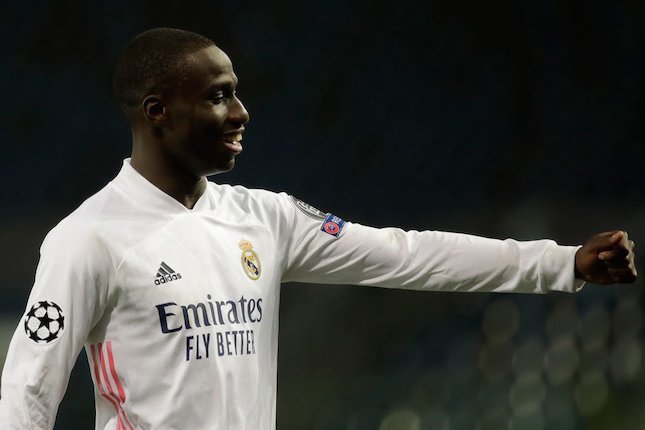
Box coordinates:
[0,225,111,429]
[279,196,582,293]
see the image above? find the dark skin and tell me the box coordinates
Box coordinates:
[127,45,637,285]
[575,230,637,284]
[130,45,249,208]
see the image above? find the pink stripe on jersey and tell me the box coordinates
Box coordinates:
[106,341,127,403]
[90,345,122,421]
[105,341,135,429]
[98,342,134,430]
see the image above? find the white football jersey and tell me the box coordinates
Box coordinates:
[0,160,581,429]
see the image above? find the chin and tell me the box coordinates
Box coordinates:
[205,159,236,177]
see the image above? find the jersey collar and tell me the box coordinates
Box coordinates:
[112,159,213,214]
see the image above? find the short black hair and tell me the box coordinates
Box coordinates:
[113,28,215,117]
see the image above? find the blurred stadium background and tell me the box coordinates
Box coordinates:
[1,1,644,429]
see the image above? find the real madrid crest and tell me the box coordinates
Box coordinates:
[239,239,261,280]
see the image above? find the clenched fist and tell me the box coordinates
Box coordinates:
[575,231,637,284]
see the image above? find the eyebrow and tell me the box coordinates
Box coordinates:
[203,75,239,93]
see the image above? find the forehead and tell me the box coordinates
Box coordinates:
[183,46,237,90]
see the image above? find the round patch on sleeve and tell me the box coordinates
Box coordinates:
[24,301,65,344]
[290,195,327,220]
[320,213,346,237]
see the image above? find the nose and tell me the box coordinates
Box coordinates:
[230,95,250,125]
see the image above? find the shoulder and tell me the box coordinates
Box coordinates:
[209,181,287,203]
[39,182,135,269]
[207,181,294,216]
[207,182,332,223]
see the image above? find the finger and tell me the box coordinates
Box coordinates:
[599,248,629,261]
[608,267,638,283]
[611,230,628,246]
[588,230,625,252]
[616,231,632,249]
[603,247,635,265]
[604,259,633,270]
[608,262,637,275]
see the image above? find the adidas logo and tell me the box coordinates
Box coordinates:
[154,262,182,285]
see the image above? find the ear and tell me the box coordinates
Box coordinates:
[141,95,168,126]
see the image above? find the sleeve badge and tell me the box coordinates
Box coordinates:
[320,214,346,238]
[24,301,65,344]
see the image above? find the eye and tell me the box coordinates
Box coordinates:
[209,89,236,105]
[210,94,225,105]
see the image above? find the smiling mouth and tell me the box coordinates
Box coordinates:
[222,133,243,154]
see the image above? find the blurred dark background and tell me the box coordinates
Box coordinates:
[1,1,644,429]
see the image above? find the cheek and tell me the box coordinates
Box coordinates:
[197,110,226,137]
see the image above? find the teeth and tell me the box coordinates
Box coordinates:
[232,133,243,142]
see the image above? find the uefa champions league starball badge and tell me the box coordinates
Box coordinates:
[24,301,65,344]
[239,239,261,280]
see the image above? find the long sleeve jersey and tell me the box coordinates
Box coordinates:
[0,159,581,429]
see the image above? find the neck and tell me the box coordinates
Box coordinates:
[130,135,207,210]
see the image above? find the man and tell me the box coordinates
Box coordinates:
[0,28,636,430]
